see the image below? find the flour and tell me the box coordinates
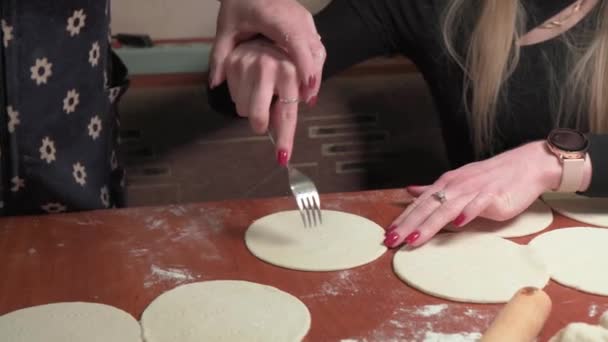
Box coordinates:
[56,243,65,248]
[143,265,197,288]
[28,248,36,255]
[423,331,482,342]
[129,248,149,257]
[590,304,599,318]
[416,304,449,317]
[145,217,168,230]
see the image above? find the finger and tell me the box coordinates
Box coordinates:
[303,36,326,104]
[272,61,300,166]
[246,59,275,134]
[385,187,452,248]
[209,32,236,89]
[409,193,477,247]
[458,192,497,226]
[256,15,317,90]
[406,185,431,197]
[224,56,245,116]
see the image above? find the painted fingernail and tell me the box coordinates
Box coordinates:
[385,225,397,235]
[277,149,289,167]
[404,231,421,245]
[383,232,400,248]
[307,95,318,107]
[453,214,466,227]
[308,75,317,89]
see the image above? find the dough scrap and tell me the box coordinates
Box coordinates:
[141,280,311,342]
[0,302,141,342]
[245,210,387,271]
[529,227,608,296]
[542,192,608,227]
[393,233,549,303]
[446,200,553,237]
[550,312,608,342]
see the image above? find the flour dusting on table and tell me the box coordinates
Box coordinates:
[423,331,482,342]
[416,304,448,317]
[144,265,197,288]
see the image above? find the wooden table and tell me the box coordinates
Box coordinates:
[0,189,606,341]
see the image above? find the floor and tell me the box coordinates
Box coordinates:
[119,73,449,207]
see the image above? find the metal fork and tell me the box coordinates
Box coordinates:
[268,133,323,227]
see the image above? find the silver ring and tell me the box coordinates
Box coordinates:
[278,97,299,104]
[432,190,447,204]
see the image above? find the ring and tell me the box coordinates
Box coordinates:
[278,97,299,104]
[432,190,447,204]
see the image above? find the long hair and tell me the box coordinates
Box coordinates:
[442,0,608,156]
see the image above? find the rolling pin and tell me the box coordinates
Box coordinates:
[481,287,552,342]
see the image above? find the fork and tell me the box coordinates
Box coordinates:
[268,133,323,227]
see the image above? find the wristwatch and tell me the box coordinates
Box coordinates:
[546,128,589,192]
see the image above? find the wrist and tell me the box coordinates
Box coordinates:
[536,140,593,193]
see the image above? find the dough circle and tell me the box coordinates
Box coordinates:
[542,192,608,227]
[141,280,311,342]
[446,200,553,237]
[529,227,608,295]
[393,233,549,303]
[0,302,141,342]
[245,210,387,271]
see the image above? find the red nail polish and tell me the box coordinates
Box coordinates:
[383,232,400,248]
[277,149,289,167]
[307,95,318,107]
[385,225,397,235]
[308,75,316,89]
[404,231,421,245]
[453,214,466,227]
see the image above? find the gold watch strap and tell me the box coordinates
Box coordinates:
[557,158,585,192]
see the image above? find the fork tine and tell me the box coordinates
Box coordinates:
[312,192,322,225]
[306,196,318,227]
[296,196,308,228]
[302,196,313,228]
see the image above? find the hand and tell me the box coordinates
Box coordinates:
[225,39,301,165]
[384,141,566,248]
[210,0,325,103]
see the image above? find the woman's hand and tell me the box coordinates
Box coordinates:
[225,39,302,165]
[210,0,325,104]
[384,141,573,248]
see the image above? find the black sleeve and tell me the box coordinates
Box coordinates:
[580,134,608,197]
[207,0,441,115]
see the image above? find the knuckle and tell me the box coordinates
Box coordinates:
[279,60,297,79]
[250,116,268,134]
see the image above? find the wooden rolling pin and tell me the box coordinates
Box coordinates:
[481,287,552,342]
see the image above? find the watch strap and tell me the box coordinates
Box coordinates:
[557,158,585,192]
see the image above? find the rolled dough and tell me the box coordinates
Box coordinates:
[446,200,553,237]
[245,210,387,271]
[549,322,608,342]
[542,192,608,227]
[393,233,549,303]
[529,227,608,296]
[0,302,141,342]
[141,280,310,342]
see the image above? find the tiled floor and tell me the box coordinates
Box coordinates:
[119,73,450,207]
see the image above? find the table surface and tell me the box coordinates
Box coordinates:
[0,189,606,341]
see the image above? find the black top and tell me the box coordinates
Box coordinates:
[208,0,608,196]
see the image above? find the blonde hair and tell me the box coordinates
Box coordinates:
[442,0,608,156]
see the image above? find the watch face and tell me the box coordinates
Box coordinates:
[549,128,588,152]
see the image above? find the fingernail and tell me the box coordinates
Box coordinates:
[385,225,397,235]
[404,231,421,245]
[383,232,400,248]
[453,214,466,227]
[277,149,289,167]
[307,95,318,107]
[308,75,317,89]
